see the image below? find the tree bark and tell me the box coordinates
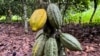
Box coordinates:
[23,0,28,33]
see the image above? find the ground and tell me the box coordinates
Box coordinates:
[0,23,100,56]
[62,24,100,56]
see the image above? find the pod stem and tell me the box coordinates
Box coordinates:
[57,29,62,34]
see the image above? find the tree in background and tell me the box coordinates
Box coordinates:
[0,0,99,32]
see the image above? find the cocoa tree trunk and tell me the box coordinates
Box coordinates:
[22,0,28,33]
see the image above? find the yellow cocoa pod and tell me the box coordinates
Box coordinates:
[32,34,47,56]
[29,9,47,31]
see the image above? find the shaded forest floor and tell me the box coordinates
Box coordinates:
[0,23,100,56]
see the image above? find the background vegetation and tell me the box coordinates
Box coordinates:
[0,0,100,31]
[64,5,100,24]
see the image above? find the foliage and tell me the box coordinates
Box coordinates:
[0,0,100,24]
[0,15,22,22]
[11,15,22,21]
[0,15,6,21]
[64,5,100,24]
[0,0,34,17]
[0,0,99,17]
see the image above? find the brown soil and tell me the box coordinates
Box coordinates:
[62,24,100,56]
[0,23,100,56]
[0,23,36,56]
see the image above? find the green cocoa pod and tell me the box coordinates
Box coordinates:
[60,33,82,51]
[44,37,58,56]
[47,3,62,29]
[32,34,47,56]
[35,29,44,39]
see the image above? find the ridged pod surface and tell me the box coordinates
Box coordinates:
[60,33,82,51]
[44,37,58,56]
[47,4,62,29]
[32,34,47,56]
[29,9,47,31]
[35,29,43,39]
